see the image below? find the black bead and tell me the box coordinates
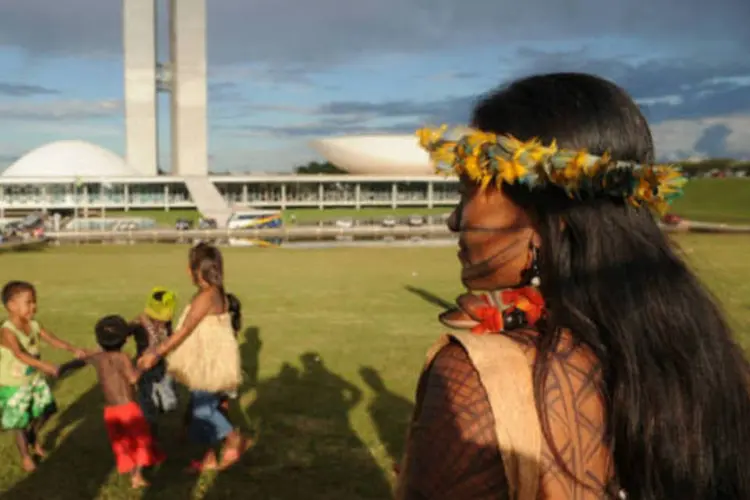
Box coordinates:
[503,308,528,330]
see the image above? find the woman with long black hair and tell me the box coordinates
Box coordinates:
[396,73,750,499]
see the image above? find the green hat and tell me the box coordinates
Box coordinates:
[144,287,176,322]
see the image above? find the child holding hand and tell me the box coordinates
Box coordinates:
[61,315,165,488]
[0,280,87,471]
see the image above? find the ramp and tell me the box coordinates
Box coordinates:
[183,177,233,228]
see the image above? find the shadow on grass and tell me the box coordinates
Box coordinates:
[404,285,453,310]
[2,327,399,499]
[202,349,392,499]
[140,326,263,499]
[359,366,414,469]
[2,384,114,500]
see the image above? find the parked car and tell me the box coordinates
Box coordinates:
[381,216,397,227]
[2,213,46,242]
[175,218,194,230]
[408,215,424,226]
[335,218,354,229]
[198,218,217,230]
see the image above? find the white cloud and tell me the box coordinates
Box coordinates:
[0,99,122,121]
[652,114,750,159]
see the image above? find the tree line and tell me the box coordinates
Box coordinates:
[292,159,750,175]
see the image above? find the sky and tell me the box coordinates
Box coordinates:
[0,0,749,173]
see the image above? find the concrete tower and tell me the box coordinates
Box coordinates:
[122,0,208,177]
[168,0,208,176]
[123,0,158,176]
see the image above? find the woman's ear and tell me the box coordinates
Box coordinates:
[531,230,542,248]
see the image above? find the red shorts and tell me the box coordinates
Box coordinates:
[104,401,165,474]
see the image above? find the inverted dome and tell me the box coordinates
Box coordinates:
[3,140,140,178]
[311,135,433,175]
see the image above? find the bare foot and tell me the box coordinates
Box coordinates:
[185,451,219,474]
[32,444,47,458]
[219,436,254,470]
[131,473,148,489]
[21,456,36,472]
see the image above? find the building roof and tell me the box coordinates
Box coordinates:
[2,140,141,178]
[310,135,433,175]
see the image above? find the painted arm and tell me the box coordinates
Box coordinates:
[39,325,86,357]
[0,328,58,377]
[136,290,210,372]
[397,343,509,499]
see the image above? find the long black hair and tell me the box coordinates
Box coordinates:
[472,72,750,499]
[188,242,224,294]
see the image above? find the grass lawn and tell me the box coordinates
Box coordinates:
[112,206,454,227]
[103,178,750,226]
[671,178,750,224]
[0,235,749,499]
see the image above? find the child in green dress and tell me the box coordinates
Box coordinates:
[0,281,87,471]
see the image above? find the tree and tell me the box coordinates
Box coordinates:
[294,161,347,174]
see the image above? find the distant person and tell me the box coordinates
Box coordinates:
[60,315,165,489]
[130,287,179,432]
[396,73,750,499]
[137,242,251,472]
[0,280,87,471]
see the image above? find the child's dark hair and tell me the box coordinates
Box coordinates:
[95,315,131,352]
[1,281,36,306]
[188,243,224,292]
[227,293,242,335]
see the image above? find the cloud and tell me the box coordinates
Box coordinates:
[0,82,59,97]
[512,49,750,122]
[318,96,475,123]
[1,0,748,68]
[693,124,732,158]
[0,99,122,121]
[426,71,481,82]
[650,115,750,160]
[231,57,750,161]
[208,82,243,102]
[225,51,750,140]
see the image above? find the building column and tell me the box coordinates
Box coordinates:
[169,0,208,177]
[123,0,158,176]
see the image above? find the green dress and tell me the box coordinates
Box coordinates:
[0,319,56,429]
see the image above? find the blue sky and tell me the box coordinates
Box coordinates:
[0,0,749,173]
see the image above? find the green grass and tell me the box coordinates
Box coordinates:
[0,236,749,499]
[671,178,750,224]
[105,178,750,226]
[111,207,453,227]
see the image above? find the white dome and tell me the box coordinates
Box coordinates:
[311,135,433,175]
[3,140,139,178]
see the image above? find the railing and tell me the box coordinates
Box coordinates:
[46,224,456,244]
[29,220,750,246]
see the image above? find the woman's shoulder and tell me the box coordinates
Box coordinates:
[423,341,495,437]
[427,332,606,449]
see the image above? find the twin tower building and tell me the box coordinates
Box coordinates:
[123,0,208,177]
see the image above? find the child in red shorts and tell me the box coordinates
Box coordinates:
[60,315,165,488]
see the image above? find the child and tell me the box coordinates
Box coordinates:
[0,280,87,471]
[180,292,242,440]
[130,287,178,430]
[61,315,165,488]
[138,243,248,472]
